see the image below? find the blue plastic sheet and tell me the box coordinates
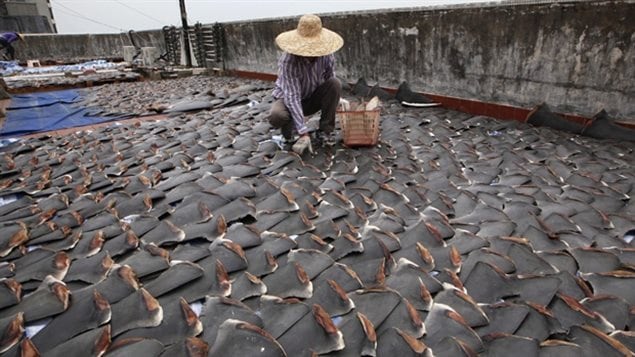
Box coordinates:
[0,61,22,76]
[0,89,131,137]
[0,60,118,76]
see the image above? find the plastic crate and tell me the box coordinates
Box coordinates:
[337,108,381,147]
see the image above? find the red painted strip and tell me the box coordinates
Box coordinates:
[616,121,635,130]
[426,93,530,122]
[14,68,630,130]
[229,70,277,82]
[230,70,635,128]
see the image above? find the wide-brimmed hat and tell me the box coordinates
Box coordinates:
[275,14,343,57]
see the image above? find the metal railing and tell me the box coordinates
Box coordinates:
[190,22,224,69]
[162,25,181,65]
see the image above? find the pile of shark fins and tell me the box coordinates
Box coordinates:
[527,103,635,142]
[0,76,632,356]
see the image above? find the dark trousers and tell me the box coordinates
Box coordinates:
[0,39,15,60]
[268,77,341,139]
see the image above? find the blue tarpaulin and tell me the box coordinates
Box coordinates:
[0,60,119,76]
[0,89,131,137]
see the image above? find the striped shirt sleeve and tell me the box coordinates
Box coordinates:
[279,55,309,135]
[0,32,18,43]
[323,55,335,81]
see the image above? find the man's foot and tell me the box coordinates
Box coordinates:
[317,131,337,146]
[292,134,313,155]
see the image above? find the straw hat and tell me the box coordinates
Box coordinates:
[275,14,343,57]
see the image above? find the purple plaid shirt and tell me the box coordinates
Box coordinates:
[272,52,335,135]
[0,32,19,43]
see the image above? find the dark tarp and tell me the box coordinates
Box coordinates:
[0,89,131,137]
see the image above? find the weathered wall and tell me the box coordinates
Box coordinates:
[16,30,165,62]
[223,1,635,122]
[7,1,634,122]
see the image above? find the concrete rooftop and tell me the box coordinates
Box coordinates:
[0,74,633,356]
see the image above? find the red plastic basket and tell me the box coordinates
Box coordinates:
[337,108,381,147]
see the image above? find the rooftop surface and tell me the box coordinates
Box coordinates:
[0,74,634,356]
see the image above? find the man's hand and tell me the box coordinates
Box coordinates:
[292,133,313,155]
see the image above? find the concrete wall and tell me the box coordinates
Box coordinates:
[16,29,165,62]
[223,1,635,122]
[5,1,633,122]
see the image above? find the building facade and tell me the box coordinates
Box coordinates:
[0,0,56,33]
